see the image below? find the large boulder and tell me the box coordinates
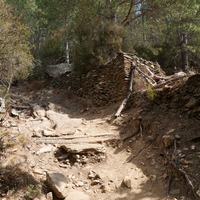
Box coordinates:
[46,172,70,199]
[46,63,73,78]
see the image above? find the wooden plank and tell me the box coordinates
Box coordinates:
[34,136,119,144]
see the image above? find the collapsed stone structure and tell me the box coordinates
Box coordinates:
[65,52,169,106]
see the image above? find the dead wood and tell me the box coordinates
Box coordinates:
[34,135,119,144]
[11,105,30,109]
[152,74,188,89]
[165,139,198,199]
[115,62,135,117]
[136,67,156,86]
[113,52,191,117]
[35,133,117,140]
[125,142,153,164]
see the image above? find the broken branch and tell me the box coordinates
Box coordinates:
[115,62,135,117]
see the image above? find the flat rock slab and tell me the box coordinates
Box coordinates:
[46,110,82,132]
[65,191,90,200]
[46,172,70,199]
[61,143,106,154]
[25,118,52,132]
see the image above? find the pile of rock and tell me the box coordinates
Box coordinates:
[64,52,165,106]
[179,74,200,119]
[155,74,200,120]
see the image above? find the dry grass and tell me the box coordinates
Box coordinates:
[0,130,41,199]
[0,165,40,199]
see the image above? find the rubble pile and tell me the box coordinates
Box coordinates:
[178,74,200,119]
[155,74,200,120]
[65,52,168,106]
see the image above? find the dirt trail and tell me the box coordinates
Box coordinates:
[0,83,194,200]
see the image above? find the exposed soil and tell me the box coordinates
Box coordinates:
[0,77,199,200]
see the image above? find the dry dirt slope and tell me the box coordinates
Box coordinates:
[0,73,199,200]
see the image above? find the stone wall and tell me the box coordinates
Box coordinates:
[63,52,165,106]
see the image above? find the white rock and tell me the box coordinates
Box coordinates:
[33,168,44,175]
[11,108,19,116]
[33,105,46,118]
[36,145,52,155]
[123,176,132,188]
[42,130,59,137]
[46,192,53,200]
[46,63,74,78]
[196,187,200,197]
[0,97,5,113]
[65,190,90,200]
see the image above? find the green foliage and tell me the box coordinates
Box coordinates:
[146,85,157,101]
[0,0,33,86]
[4,0,200,75]
[71,1,124,72]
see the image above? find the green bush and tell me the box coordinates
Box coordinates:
[0,0,33,86]
[71,1,124,73]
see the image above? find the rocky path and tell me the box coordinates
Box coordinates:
[0,85,184,200]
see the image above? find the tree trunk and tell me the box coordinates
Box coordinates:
[65,41,70,64]
[179,32,189,72]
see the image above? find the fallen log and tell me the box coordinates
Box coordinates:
[11,105,30,109]
[136,67,156,86]
[34,135,119,144]
[115,62,136,117]
[35,132,117,140]
[165,139,198,199]
[152,73,189,89]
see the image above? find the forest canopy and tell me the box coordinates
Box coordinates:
[0,0,33,91]
[1,0,200,77]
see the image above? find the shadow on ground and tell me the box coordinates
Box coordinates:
[0,164,40,199]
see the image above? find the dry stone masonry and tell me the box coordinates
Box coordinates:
[65,52,168,106]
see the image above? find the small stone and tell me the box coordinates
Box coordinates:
[88,171,98,179]
[34,194,46,200]
[170,189,180,195]
[147,136,154,141]
[175,134,181,139]
[33,105,46,118]
[91,179,101,186]
[185,98,198,108]
[165,129,175,135]
[150,159,156,165]
[36,145,52,155]
[191,145,195,150]
[11,109,19,117]
[32,131,42,138]
[162,134,174,148]
[42,130,59,137]
[64,190,90,200]
[196,187,200,197]
[100,184,110,193]
[122,176,132,188]
[46,192,53,200]
[33,168,44,175]
[149,175,156,181]
[75,181,85,187]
